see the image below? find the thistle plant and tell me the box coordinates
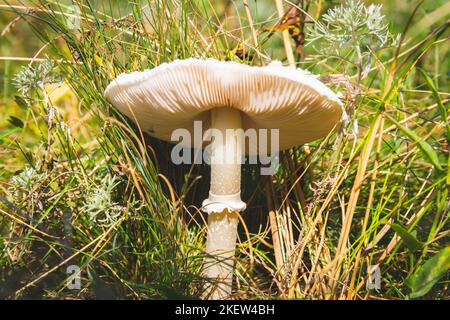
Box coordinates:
[308,0,399,79]
[82,174,126,228]
[6,167,47,262]
[9,167,45,197]
[12,57,62,99]
[12,57,71,145]
[8,167,47,216]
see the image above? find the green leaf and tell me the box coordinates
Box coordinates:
[386,113,444,172]
[419,69,449,141]
[8,116,24,128]
[407,246,450,298]
[419,69,450,186]
[391,223,423,252]
[14,95,29,109]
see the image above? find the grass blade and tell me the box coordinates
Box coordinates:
[385,113,444,173]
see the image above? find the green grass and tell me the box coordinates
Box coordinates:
[0,0,449,299]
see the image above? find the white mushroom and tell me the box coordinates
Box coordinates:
[105,58,344,299]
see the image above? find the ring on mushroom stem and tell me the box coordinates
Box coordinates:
[104,58,344,300]
[202,108,246,213]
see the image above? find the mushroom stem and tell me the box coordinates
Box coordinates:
[204,210,239,299]
[210,108,242,196]
[203,108,243,299]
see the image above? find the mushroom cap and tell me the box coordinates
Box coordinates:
[105,58,344,152]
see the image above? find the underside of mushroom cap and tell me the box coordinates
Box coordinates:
[105,58,344,152]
